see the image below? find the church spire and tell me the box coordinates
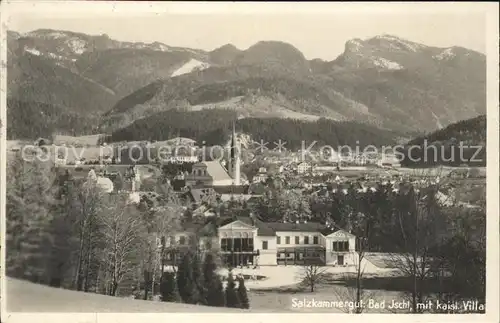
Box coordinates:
[231,120,236,161]
[230,120,241,186]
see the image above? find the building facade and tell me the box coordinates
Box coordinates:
[162,218,357,268]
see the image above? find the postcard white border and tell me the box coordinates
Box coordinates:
[0,1,498,323]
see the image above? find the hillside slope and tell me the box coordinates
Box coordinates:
[8,49,117,114]
[398,115,486,167]
[6,278,248,313]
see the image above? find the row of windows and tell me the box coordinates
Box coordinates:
[332,241,350,252]
[277,236,319,245]
[220,232,252,238]
[159,236,191,246]
[220,238,254,252]
[193,169,207,176]
[163,236,349,252]
[262,240,350,251]
[277,251,322,259]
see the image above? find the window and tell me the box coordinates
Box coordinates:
[277,236,281,245]
[295,236,300,244]
[262,241,268,250]
[285,236,290,244]
[304,236,310,244]
[179,236,186,245]
[313,236,319,244]
[333,241,349,251]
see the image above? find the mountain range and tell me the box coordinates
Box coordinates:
[7,28,486,140]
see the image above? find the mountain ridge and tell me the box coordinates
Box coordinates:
[7,28,486,140]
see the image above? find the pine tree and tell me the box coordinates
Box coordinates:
[191,252,206,305]
[6,155,56,284]
[160,272,180,302]
[176,252,200,304]
[237,277,250,309]
[203,253,225,307]
[48,172,79,288]
[224,272,241,308]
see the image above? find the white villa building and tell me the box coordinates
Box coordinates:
[162,217,357,268]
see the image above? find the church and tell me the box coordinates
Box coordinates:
[185,122,245,188]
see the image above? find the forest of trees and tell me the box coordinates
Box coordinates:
[6,99,98,139]
[5,152,250,309]
[108,109,398,149]
[398,115,486,167]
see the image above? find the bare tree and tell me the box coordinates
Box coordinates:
[138,202,183,300]
[297,264,328,292]
[99,195,143,296]
[332,272,379,313]
[388,183,448,313]
[73,177,106,291]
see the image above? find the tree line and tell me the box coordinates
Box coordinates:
[161,251,249,309]
[108,109,398,150]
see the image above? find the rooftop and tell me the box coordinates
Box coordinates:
[193,161,233,182]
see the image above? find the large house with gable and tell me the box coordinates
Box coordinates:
[162,216,357,268]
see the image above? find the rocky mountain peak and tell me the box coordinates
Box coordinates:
[209,43,242,65]
[234,40,310,74]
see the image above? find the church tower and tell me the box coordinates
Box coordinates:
[230,121,241,186]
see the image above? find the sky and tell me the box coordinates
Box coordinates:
[6,4,487,61]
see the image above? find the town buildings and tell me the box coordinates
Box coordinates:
[297,162,312,174]
[185,161,235,187]
[252,167,269,183]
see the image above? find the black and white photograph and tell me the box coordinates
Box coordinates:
[0,2,498,322]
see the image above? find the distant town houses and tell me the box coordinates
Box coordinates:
[162,155,199,164]
[252,167,269,183]
[296,162,312,174]
[43,130,480,217]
